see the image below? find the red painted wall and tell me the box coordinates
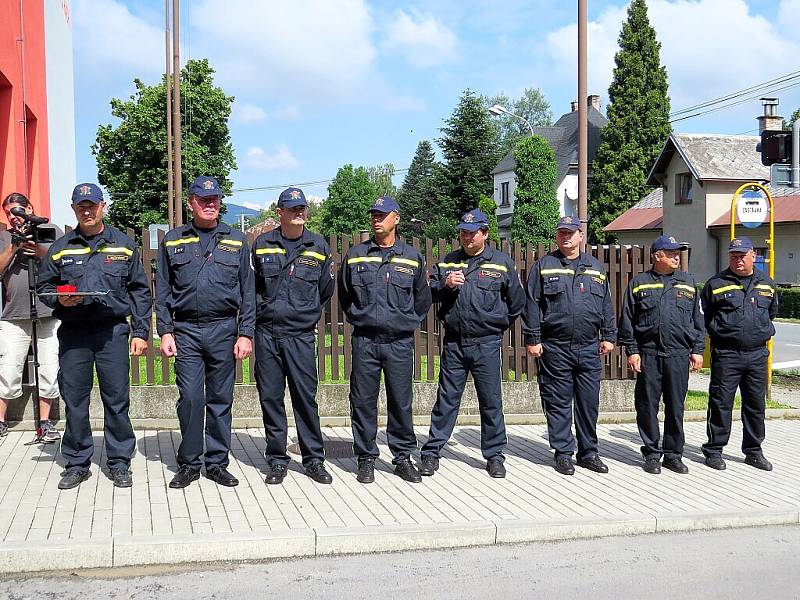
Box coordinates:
[0,0,50,225]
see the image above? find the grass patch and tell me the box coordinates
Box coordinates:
[775,317,800,324]
[685,389,790,411]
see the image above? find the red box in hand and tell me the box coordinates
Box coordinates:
[56,285,77,294]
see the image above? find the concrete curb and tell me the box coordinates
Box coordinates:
[6,409,800,431]
[2,508,798,574]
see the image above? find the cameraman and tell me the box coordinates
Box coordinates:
[0,193,62,440]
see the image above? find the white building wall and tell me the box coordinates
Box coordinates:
[44,0,75,229]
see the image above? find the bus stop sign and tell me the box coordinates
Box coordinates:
[736,189,769,228]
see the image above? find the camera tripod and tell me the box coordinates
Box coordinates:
[22,251,52,445]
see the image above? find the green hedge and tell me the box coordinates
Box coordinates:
[778,288,800,318]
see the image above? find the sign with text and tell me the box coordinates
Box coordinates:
[736,189,769,228]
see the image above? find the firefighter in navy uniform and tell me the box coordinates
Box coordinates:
[419,209,525,478]
[523,216,616,476]
[701,237,778,472]
[338,196,432,484]
[252,187,335,485]
[37,183,152,490]
[618,235,705,475]
[156,176,255,489]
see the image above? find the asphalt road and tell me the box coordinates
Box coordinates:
[2,525,799,599]
[774,321,800,368]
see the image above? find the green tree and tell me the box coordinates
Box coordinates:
[438,89,501,218]
[367,163,398,198]
[784,107,800,130]
[397,141,439,238]
[511,135,559,245]
[484,88,553,154]
[477,194,500,244]
[588,0,671,242]
[318,164,376,236]
[93,59,236,232]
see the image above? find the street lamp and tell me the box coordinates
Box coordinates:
[488,104,534,136]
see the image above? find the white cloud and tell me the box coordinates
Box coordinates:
[191,0,376,102]
[73,0,162,77]
[544,0,800,119]
[239,201,265,211]
[272,105,302,121]
[382,10,458,67]
[234,103,268,124]
[779,0,800,23]
[245,145,300,172]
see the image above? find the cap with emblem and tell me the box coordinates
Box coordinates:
[277,187,308,208]
[71,183,103,205]
[651,235,688,251]
[457,209,489,231]
[369,196,400,213]
[188,176,224,198]
[556,215,581,231]
[728,237,754,252]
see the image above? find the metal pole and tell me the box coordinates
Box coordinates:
[165,0,174,229]
[172,0,183,226]
[578,0,588,240]
[792,118,799,188]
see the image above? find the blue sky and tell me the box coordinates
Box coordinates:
[63,0,800,225]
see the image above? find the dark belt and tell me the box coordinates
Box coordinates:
[352,327,412,343]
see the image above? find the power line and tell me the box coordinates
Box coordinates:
[230,169,410,194]
[669,70,800,118]
[669,80,800,124]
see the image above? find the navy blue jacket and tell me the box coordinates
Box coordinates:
[701,268,778,350]
[37,225,152,340]
[252,227,334,337]
[618,269,705,357]
[338,237,431,338]
[523,250,617,346]
[155,221,255,338]
[431,245,525,340]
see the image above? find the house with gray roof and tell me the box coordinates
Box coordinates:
[605,132,799,283]
[491,95,608,238]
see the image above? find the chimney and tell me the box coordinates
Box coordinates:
[758,97,782,133]
[571,100,579,112]
[588,94,601,111]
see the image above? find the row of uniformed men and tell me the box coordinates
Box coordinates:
[38,178,777,490]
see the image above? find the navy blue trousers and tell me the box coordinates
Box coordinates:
[703,347,767,457]
[349,335,416,464]
[422,337,505,461]
[58,320,134,472]
[538,341,601,459]
[255,329,325,467]
[635,352,689,459]
[174,320,237,470]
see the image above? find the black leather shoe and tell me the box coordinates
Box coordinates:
[663,457,689,474]
[577,455,609,473]
[394,459,422,483]
[58,469,90,490]
[357,457,375,484]
[305,461,333,484]
[169,466,201,489]
[110,468,133,488]
[643,458,661,474]
[418,455,439,476]
[554,455,575,475]
[744,453,773,471]
[265,463,288,485]
[704,455,726,471]
[206,466,239,487]
[486,457,506,478]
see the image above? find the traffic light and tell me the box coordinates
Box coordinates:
[757,129,792,166]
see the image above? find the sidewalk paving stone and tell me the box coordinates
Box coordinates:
[0,420,798,573]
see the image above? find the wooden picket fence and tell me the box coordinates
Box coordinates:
[123,228,683,385]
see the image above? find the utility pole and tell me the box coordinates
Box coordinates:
[171,0,183,226]
[165,0,174,228]
[578,0,588,240]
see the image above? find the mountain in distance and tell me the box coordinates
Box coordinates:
[221,202,260,225]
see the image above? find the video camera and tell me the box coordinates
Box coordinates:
[9,206,56,244]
